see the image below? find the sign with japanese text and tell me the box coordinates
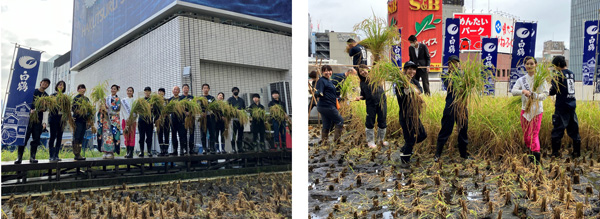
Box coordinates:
[391,29,403,67]
[388,0,443,72]
[491,14,515,54]
[481,38,498,95]
[453,14,492,51]
[2,47,42,146]
[583,20,598,86]
[441,18,460,91]
[509,22,537,90]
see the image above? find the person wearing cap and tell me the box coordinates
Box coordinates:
[121,87,136,158]
[268,90,287,151]
[347,38,367,72]
[549,55,581,158]
[156,88,171,156]
[181,84,196,155]
[14,78,50,164]
[138,87,159,157]
[200,83,216,154]
[395,61,428,167]
[354,64,388,148]
[408,35,431,95]
[315,65,344,145]
[434,55,472,162]
[228,87,246,153]
[248,93,266,152]
[170,86,187,156]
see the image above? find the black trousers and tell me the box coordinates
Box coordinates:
[252,120,265,144]
[231,120,244,151]
[157,118,170,146]
[201,115,216,152]
[317,106,343,131]
[413,68,430,95]
[399,116,427,155]
[365,103,387,129]
[171,116,187,154]
[48,115,64,158]
[435,106,469,158]
[23,122,42,147]
[73,121,87,145]
[138,119,153,151]
[187,118,195,153]
[551,108,581,153]
[216,118,225,144]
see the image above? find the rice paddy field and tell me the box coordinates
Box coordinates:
[1,172,291,218]
[308,95,600,218]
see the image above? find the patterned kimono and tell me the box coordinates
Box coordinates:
[98,95,121,153]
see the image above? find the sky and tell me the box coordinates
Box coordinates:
[308,0,571,56]
[0,0,73,99]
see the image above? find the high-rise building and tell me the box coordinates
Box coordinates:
[311,31,360,66]
[34,55,59,92]
[569,0,600,81]
[52,51,76,94]
[543,41,570,66]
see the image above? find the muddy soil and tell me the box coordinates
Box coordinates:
[308,127,600,219]
[2,172,291,218]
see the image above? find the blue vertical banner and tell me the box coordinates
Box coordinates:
[583,20,598,86]
[391,28,402,67]
[442,18,460,91]
[481,38,498,95]
[509,22,537,89]
[2,47,42,146]
[596,23,600,93]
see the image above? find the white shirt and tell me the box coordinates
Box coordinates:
[511,74,549,121]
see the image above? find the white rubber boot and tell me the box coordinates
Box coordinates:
[366,128,376,148]
[378,128,389,146]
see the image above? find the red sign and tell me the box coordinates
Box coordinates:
[453,14,492,51]
[388,0,443,72]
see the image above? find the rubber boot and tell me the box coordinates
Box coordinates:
[254,142,260,152]
[532,152,541,165]
[138,145,145,158]
[366,129,376,148]
[29,145,38,163]
[333,125,343,145]
[282,141,288,151]
[74,144,86,160]
[572,140,581,158]
[551,139,561,158]
[56,144,62,161]
[181,144,188,156]
[220,143,226,154]
[170,145,178,156]
[14,146,25,164]
[319,129,330,145]
[377,128,389,147]
[147,144,153,157]
[261,142,267,152]
[125,147,133,158]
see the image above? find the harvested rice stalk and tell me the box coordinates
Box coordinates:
[524,61,559,115]
[126,98,151,135]
[250,107,271,130]
[55,92,75,129]
[30,96,58,124]
[352,13,400,62]
[269,104,288,123]
[90,81,108,104]
[180,99,200,130]
[443,57,494,127]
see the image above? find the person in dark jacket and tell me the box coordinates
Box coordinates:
[48,80,66,162]
[71,84,89,161]
[434,55,472,162]
[331,68,358,99]
[181,84,196,154]
[215,92,227,154]
[157,88,171,156]
[248,94,266,152]
[228,87,246,153]
[200,84,216,154]
[354,64,388,148]
[14,78,50,164]
[137,87,159,157]
[395,61,428,167]
[170,86,187,156]
[268,90,287,151]
[315,65,344,145]
[347,38,367,72]
[549,55,581,158]
[408,35,431,95]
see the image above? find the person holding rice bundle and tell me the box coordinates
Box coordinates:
[228,87,246,153]
[511,56,548,164]
[121,87,136,158]
[48,80,66,162]
[269,90,287,151]
[170,86,187,156]
[354,64,388,148]
[215,92,227,154]
[434,55,473,162]
[98,85,122,159]
[315,65,344,145]
[14,78,50,164]
[396,61,427,166]
[157,88,170,156]
[248,94,266,152]
[549,55,581,158]
[138,87,159,157]
[72,84,90,161]
[200,84,217,154]
[182,84,196,155]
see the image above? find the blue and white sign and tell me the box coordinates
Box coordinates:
[2,47,42,146]
[583,20,598,86]
[481,38,498,95]
[392,29,402,68]
[509,22,537,90]
[442,18,460,91]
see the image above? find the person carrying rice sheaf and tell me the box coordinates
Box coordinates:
[48,80,67,162]
[14,78,50,164]
[315,65,344,145]
[354,64,389,148]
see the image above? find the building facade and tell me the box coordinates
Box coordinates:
[34,55,59,92]
[311,31,359,66]
[569,0,600,81]
[52,52,76,94]
[543,41,570,66]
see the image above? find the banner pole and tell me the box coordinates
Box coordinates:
[2,43,19,120]
[593,16,599,101]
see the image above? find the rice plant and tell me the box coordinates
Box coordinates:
[524,61,560,115]
[90,81,108,105]
[180,99,201,130]
[126,98,151,134]
[55,91,75,129]
[353,13,400,62]
[269,104,287,123]
[30,96,58,124]
[72,96,95,127]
